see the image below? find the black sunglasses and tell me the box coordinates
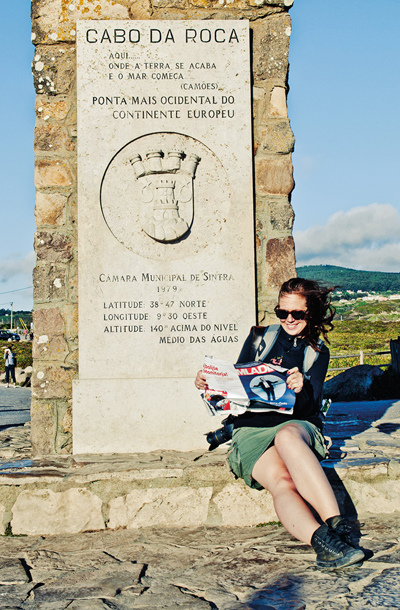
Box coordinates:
[275,308,307,321]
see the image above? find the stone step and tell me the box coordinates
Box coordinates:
[0,400,399,536]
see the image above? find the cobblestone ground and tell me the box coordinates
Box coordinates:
[0,514,399,609]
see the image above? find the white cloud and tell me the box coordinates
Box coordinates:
[294,203,400,272]
[0,251,35,283]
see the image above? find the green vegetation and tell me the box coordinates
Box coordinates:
[0,341,32,369]
[297,264,400,293]
[335,299,400,321]
[327,319,398,375]
[0,309,32,330]
[293,266,400,384]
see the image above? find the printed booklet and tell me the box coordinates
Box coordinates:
[201,356,296,416]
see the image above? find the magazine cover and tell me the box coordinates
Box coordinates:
[201,357,296,416]
[235,361,295,413]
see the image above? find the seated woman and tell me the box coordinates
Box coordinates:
[195,277,365,569]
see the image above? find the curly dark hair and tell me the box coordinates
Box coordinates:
[276,277,336,350]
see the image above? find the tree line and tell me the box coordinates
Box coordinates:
[296,265,400,293]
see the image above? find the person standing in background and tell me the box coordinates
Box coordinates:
[4,347,16,388]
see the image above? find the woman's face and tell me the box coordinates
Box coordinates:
[278,293,308,337]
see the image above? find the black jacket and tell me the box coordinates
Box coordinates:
[233,326,330,430]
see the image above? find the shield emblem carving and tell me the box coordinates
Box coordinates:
[129,150,201,243]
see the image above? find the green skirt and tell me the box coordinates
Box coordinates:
[227,420,326,490]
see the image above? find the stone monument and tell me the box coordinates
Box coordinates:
[31,0,296,456]
[73,20,255,452]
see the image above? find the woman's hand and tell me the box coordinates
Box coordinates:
[195,370,207,391]
[287,367,304,393]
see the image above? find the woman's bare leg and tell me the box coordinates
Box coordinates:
[252,446,321,544]
[273,424,340,521]
[252,424,340,544]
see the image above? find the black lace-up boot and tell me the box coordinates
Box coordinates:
[311,524,365,569]
[326,516,356,547]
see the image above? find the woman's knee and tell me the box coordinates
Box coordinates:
[274,424,309,453]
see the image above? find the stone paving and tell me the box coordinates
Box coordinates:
[0,400,400,535]
[1,514,400,608]
[0,396,400,606]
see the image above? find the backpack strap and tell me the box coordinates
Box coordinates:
[303,338,324,374]
[255,324,281,362]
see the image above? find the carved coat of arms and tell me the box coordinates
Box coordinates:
[129,150,201,243]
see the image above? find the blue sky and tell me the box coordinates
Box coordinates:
[0,0,400,310]
[289,0,400,271]
[0,2,35,312]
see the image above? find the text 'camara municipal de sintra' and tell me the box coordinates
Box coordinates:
[98,273,234,282]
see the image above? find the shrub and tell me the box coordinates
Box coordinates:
[0,341,32,370]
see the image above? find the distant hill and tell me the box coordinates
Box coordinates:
[296,265,400,293]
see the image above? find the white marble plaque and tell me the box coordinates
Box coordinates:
[74,20,256,453]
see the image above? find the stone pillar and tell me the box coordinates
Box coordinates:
[31,0,296,455]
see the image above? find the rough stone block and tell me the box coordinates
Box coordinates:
[253,86,267,150]
[62,303,79,338]
[35,192,67,227]
[0,584,35,607]
[213,483,276,526]
[11,488,104,535]
[265,236,296,289]
[33,307,65,335]
[255,156,294,196]
[33,333,69,361]
[67,261,78,303]
[32,45,76,95]
[388,459,400,479]
[31,0,130,44]
[0,502,5,535]
[252,13,291,83]
[29,398,72,456]
[69,194,77,228]
[32,563,143,604]
[35,96,70,120]
[258,305,279,326]
[34,123,74,152]
[32,363,76,399]
[15,368,32,385]
[54,399,73,454]
[262,119,295,154]
[30,399,57,455]
[0,558,30,585]
[35,159,74,187]
[269,85,288,116]
[108,487,213,529]
[345,479,400,515]
[128,0,153,18]
[35,231,73,262]
[65,342,79,368]
[268,195,295,230]
[33,263,67,302]
[61,406,72,436]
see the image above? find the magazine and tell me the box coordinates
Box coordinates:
[201,356,296,416]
